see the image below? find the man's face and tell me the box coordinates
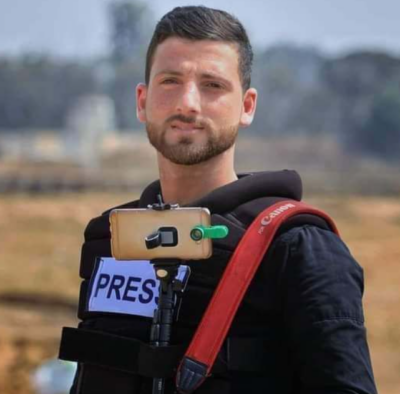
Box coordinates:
[136,37,256,165]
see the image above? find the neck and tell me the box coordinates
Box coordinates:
[157,147,238,205]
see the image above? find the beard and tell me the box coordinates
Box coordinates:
[146,116,238,165]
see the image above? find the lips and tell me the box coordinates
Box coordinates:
[170,122,204,132]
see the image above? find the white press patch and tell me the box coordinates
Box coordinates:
[87,257,189,318]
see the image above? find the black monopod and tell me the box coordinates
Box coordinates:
[144,196,228,394]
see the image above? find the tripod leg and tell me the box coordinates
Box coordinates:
[150,267,177,394]
[152,377,165,394]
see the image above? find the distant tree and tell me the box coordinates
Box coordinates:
[106,1,153,129]
[322,51,400,149]
[108,0,152,65]
[107,61,144,129]
[0,55,99,130]
[251,45,328,136]
[358,87,400,162]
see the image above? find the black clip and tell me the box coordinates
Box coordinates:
[149,194,179,211]
[145,227,178,249]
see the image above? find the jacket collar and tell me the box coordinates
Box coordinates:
[139,170,302,214]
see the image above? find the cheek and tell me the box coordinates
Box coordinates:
[207,95,243,124]
[149,90,177,112]
[146,92,173,120]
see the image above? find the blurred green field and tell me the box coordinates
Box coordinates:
[0,192,399,394]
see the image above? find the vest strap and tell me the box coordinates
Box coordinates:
[176,200,339,393]
[59,327,185,378]
[59,327,271,379]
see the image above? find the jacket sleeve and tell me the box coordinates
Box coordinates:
[280,225,377,394]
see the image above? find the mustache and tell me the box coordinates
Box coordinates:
[166,114,207,128]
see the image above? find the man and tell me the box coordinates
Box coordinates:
[61,6,377,394]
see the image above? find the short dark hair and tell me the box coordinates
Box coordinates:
[145,6,253,91]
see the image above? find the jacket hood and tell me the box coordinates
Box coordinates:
[138,170,302,215]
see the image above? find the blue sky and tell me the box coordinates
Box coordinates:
[1,0,399,58]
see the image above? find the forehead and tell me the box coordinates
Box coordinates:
[150,37,240,80]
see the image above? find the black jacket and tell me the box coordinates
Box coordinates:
[64,171,377,394]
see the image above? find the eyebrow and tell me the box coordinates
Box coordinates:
[154,69,233,88]
[154,70,182,78]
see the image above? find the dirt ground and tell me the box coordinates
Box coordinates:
[0,192,399,394]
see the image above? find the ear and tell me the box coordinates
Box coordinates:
[136,83,147,123]
[239,88,257,127]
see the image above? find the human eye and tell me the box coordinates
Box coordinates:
[161,78,179,85]
[204,81,223,89]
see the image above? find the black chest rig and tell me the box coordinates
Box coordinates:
[60,171,333,394]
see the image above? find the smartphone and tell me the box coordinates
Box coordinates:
[110,207,212,260]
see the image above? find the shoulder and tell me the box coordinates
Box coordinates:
[272,225,365,325]
[275,224,357,268]
[275,224,347,254]
[228,197,335,233]
[273,224,363,282]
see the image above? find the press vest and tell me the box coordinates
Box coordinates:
[60,170,336,394]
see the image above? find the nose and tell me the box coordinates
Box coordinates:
[176,82,201,114]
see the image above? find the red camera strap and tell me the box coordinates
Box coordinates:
[176,200,339,393]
